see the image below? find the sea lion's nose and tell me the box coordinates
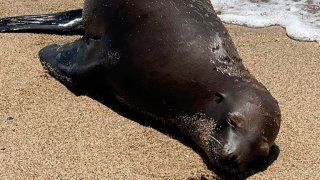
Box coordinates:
[222,152,247,170]
[226,153,240,166]
[222,141,270,170]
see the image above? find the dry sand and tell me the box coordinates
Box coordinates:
[0,1,319,179]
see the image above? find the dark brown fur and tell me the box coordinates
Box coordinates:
[1,0,281,173]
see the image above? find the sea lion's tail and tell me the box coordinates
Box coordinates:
[0,9,83,35]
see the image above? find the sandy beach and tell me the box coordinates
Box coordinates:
[1,0,319,179]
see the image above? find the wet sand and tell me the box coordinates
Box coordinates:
[1,1,319,179]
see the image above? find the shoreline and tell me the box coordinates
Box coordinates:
[225,23,320,44]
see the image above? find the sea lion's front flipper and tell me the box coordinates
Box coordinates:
[39,38,118,85]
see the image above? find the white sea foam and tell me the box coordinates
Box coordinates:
[211,0,320,42]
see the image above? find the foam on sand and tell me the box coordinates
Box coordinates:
[211,0,320,43]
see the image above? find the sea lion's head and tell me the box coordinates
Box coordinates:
[202,82,281,172]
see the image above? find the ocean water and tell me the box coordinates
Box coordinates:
[210,0,320,43]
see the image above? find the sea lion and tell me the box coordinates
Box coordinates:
[0,0,281,173]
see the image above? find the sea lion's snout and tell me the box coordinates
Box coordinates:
[219,121,271,171]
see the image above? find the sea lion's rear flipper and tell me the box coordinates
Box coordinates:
[0,9,83,35]
[39,38,117,86]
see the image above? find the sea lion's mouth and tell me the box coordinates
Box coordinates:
[205,126,272,174]
[206,146,246,173]
[203,125,251,173]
